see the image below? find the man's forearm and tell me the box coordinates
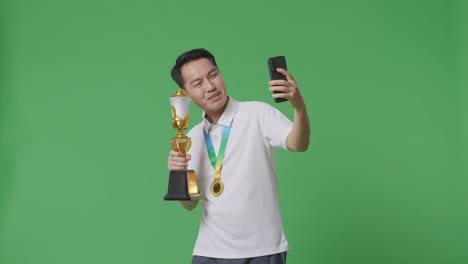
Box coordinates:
[286,108,310,152]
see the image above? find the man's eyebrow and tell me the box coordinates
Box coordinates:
[190,77,202,84]
[207,68,218,75]
[188,67,218,85]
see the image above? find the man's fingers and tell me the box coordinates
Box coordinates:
[276,68,295,81]
[170,150,191,159]
[269,79,297,90]
[170,150,183,157]
[168,156,189,163]
[269,86,289,93]
[168,158,189,170]
[168,151,191,171]
[268,79,289,86]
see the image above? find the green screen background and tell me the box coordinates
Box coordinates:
[1,0,467,263]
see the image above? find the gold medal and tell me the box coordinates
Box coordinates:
[210,179,224,197]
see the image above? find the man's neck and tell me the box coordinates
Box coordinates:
[205,114,220,124]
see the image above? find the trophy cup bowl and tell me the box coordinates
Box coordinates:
[164,89,201,201]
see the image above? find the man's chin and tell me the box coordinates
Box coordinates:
[206,96,227,110]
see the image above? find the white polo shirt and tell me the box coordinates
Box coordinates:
[186,97,293,259]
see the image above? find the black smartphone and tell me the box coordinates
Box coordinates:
[267,56,288,103]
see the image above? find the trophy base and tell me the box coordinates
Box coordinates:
[164,170,201,201]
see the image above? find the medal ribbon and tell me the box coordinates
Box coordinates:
[203,121,233,181]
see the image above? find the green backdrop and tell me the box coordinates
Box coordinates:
[1,0,466,263]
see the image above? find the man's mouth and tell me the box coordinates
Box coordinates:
[208,92,221,101]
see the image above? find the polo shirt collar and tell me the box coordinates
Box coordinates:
[203,97,238,131]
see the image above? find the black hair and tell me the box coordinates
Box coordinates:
[170,48,218,89]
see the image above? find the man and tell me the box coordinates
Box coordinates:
[167,48,310,264]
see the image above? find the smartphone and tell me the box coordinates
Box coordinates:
[267,56,288,103]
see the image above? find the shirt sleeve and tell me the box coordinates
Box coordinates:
[259,103,293,150]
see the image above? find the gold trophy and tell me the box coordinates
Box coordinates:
[164,88,201,201]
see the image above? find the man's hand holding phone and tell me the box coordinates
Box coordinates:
[267,56,306,111]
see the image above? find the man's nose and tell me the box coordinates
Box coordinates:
[206,79,216,91]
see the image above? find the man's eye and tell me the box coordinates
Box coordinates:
[209,73,217,79]
[194,83,201,87]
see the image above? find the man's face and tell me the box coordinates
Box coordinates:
[181,58,228,117]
